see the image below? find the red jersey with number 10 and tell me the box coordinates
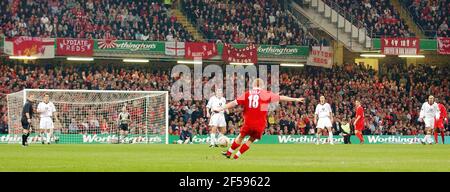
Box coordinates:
[236,88,280,128]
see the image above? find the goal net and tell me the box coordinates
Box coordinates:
[6,89,168,144]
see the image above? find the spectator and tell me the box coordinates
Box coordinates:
[178,126,193,144]
[340,118,351,144]
[69,118,78,134]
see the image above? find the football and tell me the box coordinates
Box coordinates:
[217,136,230,147]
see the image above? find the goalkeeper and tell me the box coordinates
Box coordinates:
[118,106,131,144]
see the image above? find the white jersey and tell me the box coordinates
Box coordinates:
[37,101,56,118]
[419,102,440,119]
[206,96,226,114]
[315,103,332,119]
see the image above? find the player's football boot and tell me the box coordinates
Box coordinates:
[221,151,231,159]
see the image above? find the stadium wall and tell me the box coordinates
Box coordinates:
[1,134,448,144]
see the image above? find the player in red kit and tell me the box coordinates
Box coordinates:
[434,101,447,144]
[216,78,304,159]
[354,100,365,144]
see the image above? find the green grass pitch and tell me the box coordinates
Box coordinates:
[0,144,449,172]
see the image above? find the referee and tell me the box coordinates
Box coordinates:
[21,94,35,147]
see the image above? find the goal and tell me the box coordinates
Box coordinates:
[6,89,169,144]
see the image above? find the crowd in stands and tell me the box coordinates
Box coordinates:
[402,0,450,37]
[0,58,449,137]
[0,0,448,137]
[1,0,449,42]
[323,0,413,37]
[182,0,318,46]
[0,0,194,41]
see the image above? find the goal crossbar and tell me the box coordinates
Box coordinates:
[7,89,170,144]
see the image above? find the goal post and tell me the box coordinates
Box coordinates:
[6,89,169,144]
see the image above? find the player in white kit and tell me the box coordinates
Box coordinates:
[206,89,227,147]
[37,94,59,144]
[419,95,440,145]
[314,96,334,145]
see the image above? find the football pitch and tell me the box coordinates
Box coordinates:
[0,144,448,172]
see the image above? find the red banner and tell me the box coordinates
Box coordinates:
[185,42,218,60]
[381,37,419,55]
[306,46,333,68]
[56,38,94,56]
[4,36,54,58]
[222,43,257,63]
[437,37,450,55]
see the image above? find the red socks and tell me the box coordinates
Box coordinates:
[434,132,439,144]
[226,141,251,159]
[226,140,241,156]
[234,143,250,159]
[434,130,446,144]
[356,132,364,143]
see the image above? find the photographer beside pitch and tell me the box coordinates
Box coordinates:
[339,118,351,144]
[21,94,35,147]
[178,126,193,144]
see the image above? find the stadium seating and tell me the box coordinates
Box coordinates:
[401,0,449,37]
[323,0,413,37]
[0,0,194,41]
[0,0,449,137]
[181,0,318,45]
[1,59,448,136]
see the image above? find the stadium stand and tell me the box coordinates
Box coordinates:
[0,59,448,136]
[401,0,449,37]
[323,0,414,37]
[0,0,448,137]
[0,0,194,41]
[181,0,318,45]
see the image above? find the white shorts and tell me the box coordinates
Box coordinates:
[209,113,226,127]
[424,117,435,129]
[316,118,332,129]
[40,117,54,129]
